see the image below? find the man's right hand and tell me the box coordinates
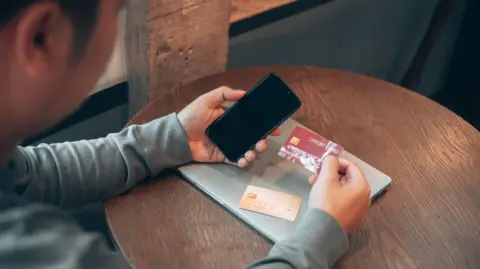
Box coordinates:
[308,156,371,233]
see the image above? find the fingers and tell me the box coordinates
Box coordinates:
[224,147,259,168]
[255,140,268,153]
[270,128,282,137]
[235,150,256,168]
[237,158,249,168]
[244,150,256,162]
[207,86,245,107]
[316,156,341,186]
[338,158,370,198]
[338,158,365,184]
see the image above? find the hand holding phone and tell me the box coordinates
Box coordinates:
[178,85,282,167]
[206,73,302,162]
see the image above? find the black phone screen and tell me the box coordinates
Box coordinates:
[206,73,302,162]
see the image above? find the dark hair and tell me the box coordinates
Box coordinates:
[0,0,99,55]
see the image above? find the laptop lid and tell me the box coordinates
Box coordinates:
[177,118,391,243]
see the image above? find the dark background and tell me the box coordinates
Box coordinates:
[432,0,479,129]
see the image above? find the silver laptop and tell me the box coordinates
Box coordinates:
[176,118,391,243]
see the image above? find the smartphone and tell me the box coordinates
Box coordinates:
[206,73,302,162]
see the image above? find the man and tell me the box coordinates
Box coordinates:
[0,0,371,268]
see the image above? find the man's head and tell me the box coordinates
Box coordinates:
[0,0,126,143]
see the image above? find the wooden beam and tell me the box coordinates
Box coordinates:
[231,0,295,22]
[125,0,232,116]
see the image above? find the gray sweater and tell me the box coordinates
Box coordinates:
[0,113,348,268]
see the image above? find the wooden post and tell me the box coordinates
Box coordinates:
[125,0,232,116]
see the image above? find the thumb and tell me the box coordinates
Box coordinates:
[315,155,341,187]
[206,86,245,107]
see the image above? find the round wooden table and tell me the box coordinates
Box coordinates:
[105,66,480,269]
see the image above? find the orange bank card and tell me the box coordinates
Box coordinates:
[239,185,302,221]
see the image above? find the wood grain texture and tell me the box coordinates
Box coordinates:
[105,66,480,269]
[125,0,231,116]
[230,0,295,22]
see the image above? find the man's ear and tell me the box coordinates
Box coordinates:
[13,2,73,78]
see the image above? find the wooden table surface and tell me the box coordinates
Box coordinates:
[105,66,480,269]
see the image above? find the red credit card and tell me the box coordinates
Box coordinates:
[278,126,344,174]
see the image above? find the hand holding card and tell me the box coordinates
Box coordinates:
[278,126,344,174]
[308,156,371,233]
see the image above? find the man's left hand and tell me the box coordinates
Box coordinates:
[178,86,281,167]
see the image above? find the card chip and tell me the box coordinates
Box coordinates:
[290,137,300,146]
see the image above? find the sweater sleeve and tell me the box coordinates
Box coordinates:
[7,113,192,209]
[245,209,349,269]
